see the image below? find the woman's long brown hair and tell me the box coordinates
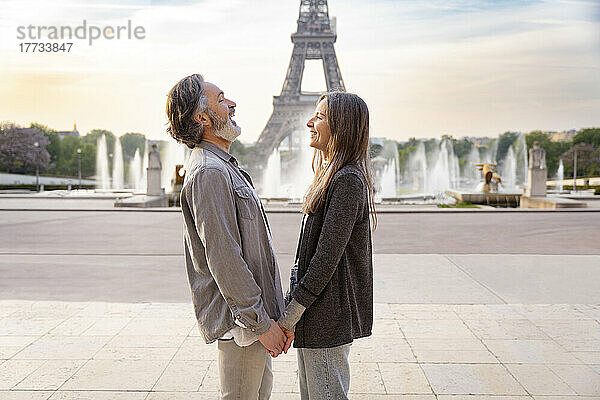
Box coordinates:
[302,91,377,229]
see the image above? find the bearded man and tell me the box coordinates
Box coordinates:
[166,74,289,400]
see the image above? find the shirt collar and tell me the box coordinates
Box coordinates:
[198,140,238,166]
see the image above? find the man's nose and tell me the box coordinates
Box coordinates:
[226,99,236,108]
[307,118,314,128]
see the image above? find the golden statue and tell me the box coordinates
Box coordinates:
[475,163,503,193]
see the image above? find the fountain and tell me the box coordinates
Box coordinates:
[380,158,397,197]
[262,147,282,198]
[447,162,521,207]
[112,136,124,190]
[556,159,564,192]
[423,139,459,194]
[501,145,517,190]
[161,140,187,193]
[96,134,110,190]
[128,148,143,191]
[514,133,528,188]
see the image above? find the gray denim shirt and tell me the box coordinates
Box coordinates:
[180,141,285,343]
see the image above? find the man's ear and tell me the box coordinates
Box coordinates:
[193,113,210,127]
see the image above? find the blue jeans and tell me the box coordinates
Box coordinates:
[297,344,351,400]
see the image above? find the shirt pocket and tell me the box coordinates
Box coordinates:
[234,186,257,220]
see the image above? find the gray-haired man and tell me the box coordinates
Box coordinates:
[166,74,291,399]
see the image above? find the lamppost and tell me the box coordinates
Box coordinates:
[573,148,578,193]
[33,141,40,192]
[77,148,82,189]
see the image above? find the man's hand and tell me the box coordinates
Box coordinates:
[257,319,286,357]
[278,322,295,354]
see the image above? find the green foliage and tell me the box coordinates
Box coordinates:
[120,132,146,161]
[369,143,383,158]
[82,129,116,152]
[525,131,571,176]
[496,132,519,163]
[574,128,600,147]
[30,122,60,169]
[438,201,478,208]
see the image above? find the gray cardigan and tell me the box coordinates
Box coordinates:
[291,164,373,348]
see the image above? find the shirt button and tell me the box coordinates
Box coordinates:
[236,315,240,319]
[251,328,255,332]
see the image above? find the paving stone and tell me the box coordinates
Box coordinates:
[272,369,299,393]
[348,362,385,394]
[453,305,528,320]
[48,318,97,336]
[464,319,549,340]
[0,392,53,400]
[146,394,217,400]
[412,348,498,363]
[50,392,148,399]
[105,335,186,348]
[350,396,435,400]
[372,319,403,337]
[421,363,527,395]
[197,360,219,392]
[81,318,132,336]
[349,336,415,363]
[171,337,217,361]
[0,359,46,389]
[505,364,576,395]
[518,304,590,320]
[373,303,395,319]
[14,336,111,360]
[391,304,460,320]
[74,302,148,318]
[92,346,179,361]
[398,319,476,339]
[152,360,211,391]
[60,359,169,391]
[438,397,532,400]
[378,362,432,394]
[137,303,195,319]
[573,352,600,364]
[0,318,64,336]
[119,318,194,337]
[14,359,87,390]
[483,339,583,364]
[0,346,23,359]
[407,338,488,352]
[548,364,600,395]
[533,319,600,343]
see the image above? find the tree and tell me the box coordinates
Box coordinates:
[525,130,571,177]
[55,136,82,177]
[561,143,600,179]
[0,123,50,174]
[30,122,60,171]
[574,128,600,147]
[120,132,146,161]
[496,132,519,163]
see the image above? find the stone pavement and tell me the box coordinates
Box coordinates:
[1,300,599,399]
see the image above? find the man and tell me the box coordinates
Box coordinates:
[166,73,291,399]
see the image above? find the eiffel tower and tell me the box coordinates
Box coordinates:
[255,0,345,161]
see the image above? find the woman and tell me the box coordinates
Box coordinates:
[278,91,376,399]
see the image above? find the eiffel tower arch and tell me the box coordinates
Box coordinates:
[254,0,345,163]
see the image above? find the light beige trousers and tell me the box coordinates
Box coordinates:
[217,339,273,400]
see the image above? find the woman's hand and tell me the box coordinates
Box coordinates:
[278,322,295,353]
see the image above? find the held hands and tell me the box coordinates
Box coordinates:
[266,323,294,358]
[257,319,287,357]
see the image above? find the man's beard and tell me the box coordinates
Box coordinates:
[206,109,241,142]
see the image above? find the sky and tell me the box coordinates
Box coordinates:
[0,0,599,143]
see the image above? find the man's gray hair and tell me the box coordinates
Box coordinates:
[166,73,209,149]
